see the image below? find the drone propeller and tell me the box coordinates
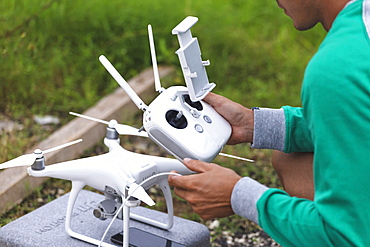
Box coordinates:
[106,158,155,206]
[69,112,148,137]
[128,183,155,206]
[0,139,83,170]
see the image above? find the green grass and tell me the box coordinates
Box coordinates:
[0,0,325,115]
[0,0,326,244]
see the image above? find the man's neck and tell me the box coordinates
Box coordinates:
[321,0,352,31]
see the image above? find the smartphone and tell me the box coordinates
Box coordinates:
[110,228,187,247]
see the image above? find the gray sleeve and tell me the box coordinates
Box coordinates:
[231,177,268,225]
[251,108,285,151]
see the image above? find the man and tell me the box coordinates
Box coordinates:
[168,0,370,245]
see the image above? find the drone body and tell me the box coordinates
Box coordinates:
[25,126,193,247]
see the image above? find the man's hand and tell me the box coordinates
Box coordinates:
[204,92,254,144]
[168,158,242,220]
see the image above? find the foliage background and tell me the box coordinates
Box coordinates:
[0,0,325,245]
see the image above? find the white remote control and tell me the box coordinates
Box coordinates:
[99,16,232,162]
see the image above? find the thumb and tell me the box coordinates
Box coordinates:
[203,92,221,108]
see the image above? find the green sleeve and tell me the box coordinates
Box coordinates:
[282,106,314,153]
[256,1,370,246]
[257,189,329,246]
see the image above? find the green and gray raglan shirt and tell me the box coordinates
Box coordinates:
[231,0,370,246]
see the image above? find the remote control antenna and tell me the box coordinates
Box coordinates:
[99,55,148,111]
[148,24,164,93]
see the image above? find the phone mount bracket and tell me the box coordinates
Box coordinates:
[172,16,215,102]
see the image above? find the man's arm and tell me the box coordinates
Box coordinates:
[204,93,314,153]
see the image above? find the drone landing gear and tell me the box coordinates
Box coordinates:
[64,179,175,247]
[111,190,184,247]
[130,179,174,230]
[64,181,118,247]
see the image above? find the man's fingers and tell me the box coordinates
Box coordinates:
[168,171,200,190]
[172,187,189,201]
[182,158,213,173]
[168,159,219,190]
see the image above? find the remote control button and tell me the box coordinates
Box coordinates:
[203,115,212,124]
[195,124,203,133]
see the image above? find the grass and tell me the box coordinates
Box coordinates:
[0,0,325,114]
[0,0,326,245]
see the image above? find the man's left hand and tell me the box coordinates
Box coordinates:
[168,158,242,220]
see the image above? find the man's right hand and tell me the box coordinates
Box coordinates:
[203,92,254,145]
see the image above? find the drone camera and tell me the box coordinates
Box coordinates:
[93,198,121,221]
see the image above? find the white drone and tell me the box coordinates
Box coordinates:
[0,121,192,247]
[0,16,253,247]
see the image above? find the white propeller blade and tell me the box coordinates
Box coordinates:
[0,153,38,169]
[69,112,148,137]
[69,111,109,125]
[0,139,82,170]
[128,183,155,206]
[113,123,148,137]
[43,139,83,154]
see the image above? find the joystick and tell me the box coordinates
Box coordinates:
[166,110,188,129]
